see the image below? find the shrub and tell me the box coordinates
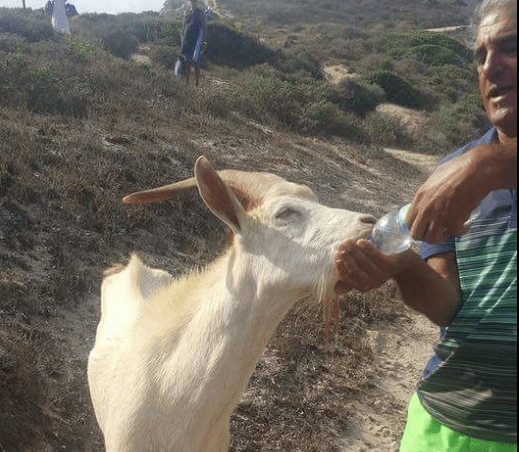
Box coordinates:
[429,64,478,102]
[0,32,27,53]
[361,70,425,109]
[150,45,179,70]
[0,51,28,98]
[25,69,89,117]
[226,66,303,125]
[206,23,278,69]
[276,50,324,80]
[409,44,464,66]
[304,101,361,137]
[0,8,54,43]
[154,21,181,47]
[362,111,403,148]
[382,30,471,67]
[326,80,385,117]
[414,93,488,153]
[218,65,361,138]
[102,31,139,60]
[73,12,159,44]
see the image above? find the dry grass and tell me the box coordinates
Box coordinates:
[0,93,418,450]
[0,4,473,451]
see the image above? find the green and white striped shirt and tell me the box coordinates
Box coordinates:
[419,128,517,443]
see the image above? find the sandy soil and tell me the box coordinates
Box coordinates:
[323,64,359,84]
[341,313,438,451]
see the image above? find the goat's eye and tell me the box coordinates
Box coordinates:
[274,208,301,221]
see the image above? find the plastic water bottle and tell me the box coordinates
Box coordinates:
[369,204,417,255]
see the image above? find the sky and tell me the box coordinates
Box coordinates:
[0,0,169,14]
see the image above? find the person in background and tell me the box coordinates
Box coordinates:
[333,0,517,450]
[48,0,71,34]
[175,0,208,87]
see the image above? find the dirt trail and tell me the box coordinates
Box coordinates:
[341,314,438,452]
[339,143,441,452]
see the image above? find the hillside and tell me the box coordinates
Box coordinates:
[164,0,479,28]
[0,5,487,452]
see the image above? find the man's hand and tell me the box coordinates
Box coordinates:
[333,239,407,296]
[333,241,462,327]
[407,140,517,244]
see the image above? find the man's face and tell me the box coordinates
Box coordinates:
[475,8,517,137]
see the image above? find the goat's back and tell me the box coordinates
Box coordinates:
[88,254,236,451]
[97,255,174,339]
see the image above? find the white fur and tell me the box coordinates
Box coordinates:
[88,159,374,452]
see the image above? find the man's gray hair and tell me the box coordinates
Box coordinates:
[469,0,517,48]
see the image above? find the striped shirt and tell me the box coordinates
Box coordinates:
[418,128,517,443]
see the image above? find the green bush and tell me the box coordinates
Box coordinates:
[219,65,360,137]
[382,30,471,67]
[361,70,425,109]
[429,64,478,102]
[26,70,89,117]
[415,93,488,153]
[150,45,179,70]
[227,66,303,125]
[410,44,464,66]
[73,12,159,44]
[102,31,139,60]
[206,23,278,69]
[154,21,181,47]
[304,101,361,137]
[0,51,28,101]
[276,51,324,80]
[0,32,27,53]
[0,8,53,43]
[326,80,385,117]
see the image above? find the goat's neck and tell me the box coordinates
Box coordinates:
[160,247,303,411]
[194,248,299,357]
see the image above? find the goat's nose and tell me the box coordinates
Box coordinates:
[360,215,376,225]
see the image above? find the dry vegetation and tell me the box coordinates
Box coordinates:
[0,2,488,451]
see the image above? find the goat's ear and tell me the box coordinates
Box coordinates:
[195,157,248,235]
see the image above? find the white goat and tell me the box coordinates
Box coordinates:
[87,156,375,452]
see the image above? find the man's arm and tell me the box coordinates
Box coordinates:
[334,240,461,326]
[407,140,517,244]
[394,251,461,326]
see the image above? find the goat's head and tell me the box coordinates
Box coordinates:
[124,156,375,300]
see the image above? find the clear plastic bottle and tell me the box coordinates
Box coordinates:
[369,204,416,255]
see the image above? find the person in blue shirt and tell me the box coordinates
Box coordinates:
[333,0,517,450]
[176,0,208,87]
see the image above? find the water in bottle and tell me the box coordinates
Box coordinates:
[369,204,416,255]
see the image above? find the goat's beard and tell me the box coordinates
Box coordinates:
[315,272,340,346]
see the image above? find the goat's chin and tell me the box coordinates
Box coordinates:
[313,272,336,305]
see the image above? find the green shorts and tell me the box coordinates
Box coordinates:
[399,394,517,452]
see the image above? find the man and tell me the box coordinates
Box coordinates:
[334,0,517,450]
[175,0,208,87]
